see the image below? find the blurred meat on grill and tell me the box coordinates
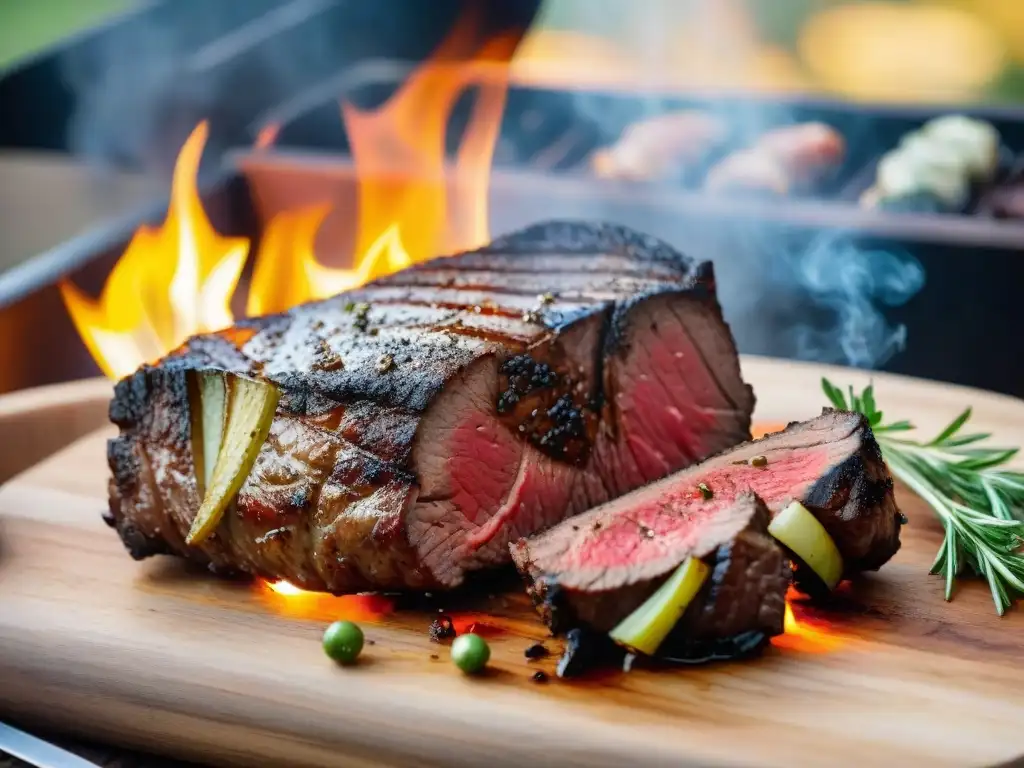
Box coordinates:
[704,122,845,196]
[590,111,729,182]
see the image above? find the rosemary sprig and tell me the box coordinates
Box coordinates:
[822,378,1024,615]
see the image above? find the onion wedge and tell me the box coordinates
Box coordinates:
[768,501,844,590]
[192,371,228,497]
[609,557,711,656]
[186,375,280,546]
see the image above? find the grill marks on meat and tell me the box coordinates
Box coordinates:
[107,221,755,591]
[512,410,901,639]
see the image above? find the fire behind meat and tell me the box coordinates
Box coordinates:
[105,221,756,592]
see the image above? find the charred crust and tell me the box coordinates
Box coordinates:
[109,368,153,427]
[524,643,550,659]
[537,395,588,458]
[696,542,735,615]
[101,507,117,528]
[428,615,456,642]
[268,354,463,415]
[277,387,343,418]
[497,354,595,465]
[497,355,559,412]
[110,367,192,443]
[116,520,172,560]
[788,556,833,600]
[804,452,863,510]
[657,630,769,665]
[588,306,614,412]
[107,436,140,497]
[478,221,697,274]
[802,416,903,574]
[556,627,623,679]
[517,567,578,637]
[165,331,253,371]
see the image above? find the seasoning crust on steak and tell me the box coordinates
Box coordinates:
[106,221,755,592]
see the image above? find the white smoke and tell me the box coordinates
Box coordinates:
[789,234,925,368]
[61,0,342,178]
[533,0,927,370]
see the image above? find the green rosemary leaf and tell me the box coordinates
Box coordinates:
[861,384,877,421]
[821,378,847,410]
[943,433,991,447]
[930,407,973,446]
[823,377,1024,615]
[874,420,914,433]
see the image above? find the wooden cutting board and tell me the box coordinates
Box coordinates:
[2,356,1024,768]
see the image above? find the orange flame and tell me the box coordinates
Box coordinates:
[260,580,395,622]
[267,580,307,596]
[245,202,331,317]
[60,122,249,379]
[64,11,519,376]
[775,592,846,654]
[245,15,517,311]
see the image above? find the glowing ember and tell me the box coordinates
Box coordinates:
[260,580,395,622]
[783,602,801,634]
[267,580,307,596]
[60,122,249,379]
[775,591,846,654]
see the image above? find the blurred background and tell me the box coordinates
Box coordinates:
[523,0,1024,102]
[5,0,1024,169]
[2,0,1024,399]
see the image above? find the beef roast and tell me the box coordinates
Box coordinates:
[106,221,755,592]
[512,409,903,633]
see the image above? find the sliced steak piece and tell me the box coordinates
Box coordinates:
[519,491,789,657]
[107,221,755,592]
[512,409,902,631]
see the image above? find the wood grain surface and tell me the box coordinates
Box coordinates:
[1,356,1023,768]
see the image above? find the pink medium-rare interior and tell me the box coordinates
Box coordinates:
[405,290,755,587]
[533,446,835,593]
[407,355,580,585]
[582,295,753,500]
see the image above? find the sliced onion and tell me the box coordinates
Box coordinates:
[768,501,844,590]
[609,557,711,656]
[198,371,227,494]
[186,375,280,546]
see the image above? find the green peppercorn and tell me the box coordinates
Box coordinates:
[697,482,713,500]
[323,620,364,664]
[751,455,768,468]
[451,632,490,674]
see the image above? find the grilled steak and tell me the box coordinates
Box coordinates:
[106,221,755,591]
[522,491,789,649]
[512,409,902,633]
